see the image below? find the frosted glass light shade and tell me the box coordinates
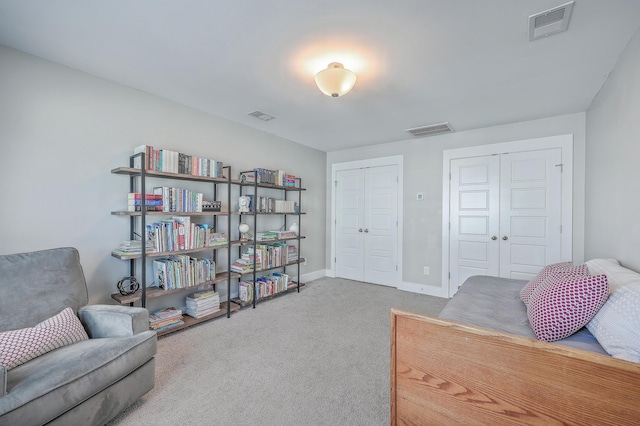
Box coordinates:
[314,62,357,97]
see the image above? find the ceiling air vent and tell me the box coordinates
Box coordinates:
[405,122,453,138]
[247,110,275,121]
[529,1,574,41]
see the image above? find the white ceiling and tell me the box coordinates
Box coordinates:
[1,1,639,152]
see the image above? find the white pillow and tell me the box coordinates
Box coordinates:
[585,259,640,362]
[585,258,640,292]
[586,281,640,363]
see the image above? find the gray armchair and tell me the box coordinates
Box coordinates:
[0,247,156,426]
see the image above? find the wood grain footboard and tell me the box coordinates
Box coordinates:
[390,309,640,425]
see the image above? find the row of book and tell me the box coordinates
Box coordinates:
[237,273,292,302]
[152,187,204,213]
[239,168,297,187]
[149,307,184,332]
[255,230,297,241]
[152,255,215,290]
[146,217,227,253]
[185,288,220,318]
[230,244,298,274]
[244,195,298,213]
[134,145,225,178]
[254,243,298,270]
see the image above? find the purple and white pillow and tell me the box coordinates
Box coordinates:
[527,273,609,342]
[520,262,590,305]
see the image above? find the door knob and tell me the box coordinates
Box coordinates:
[491,236,497,240]
[502,236,508,240]
[358,228,363,232]
[364,229,369,233]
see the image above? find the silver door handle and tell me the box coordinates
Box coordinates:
[491,236,497,240]
[358,228,363,232]
[364,229,369,233]
[502,236,508,240]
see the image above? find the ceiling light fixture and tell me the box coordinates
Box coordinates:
[314,62,357,97]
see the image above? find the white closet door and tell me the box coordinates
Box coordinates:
[335,165,400,286]
[449,148,564,291]
[499,149,563,280]
[335,169,365,281]
[449,156,501,288]
[363,165,398,286]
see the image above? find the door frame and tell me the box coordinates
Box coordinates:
[330,155,404,286]
[442,135,573,297]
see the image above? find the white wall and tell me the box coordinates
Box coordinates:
[327,113,586,295]
[0,45,327,309]
[585,29,640,271]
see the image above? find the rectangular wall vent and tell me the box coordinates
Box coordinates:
[529,1,574,41]
[247,110,276,121]
[405,122,453,138]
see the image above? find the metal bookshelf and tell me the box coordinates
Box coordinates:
[110,152,235,336]
[231,171,306,308]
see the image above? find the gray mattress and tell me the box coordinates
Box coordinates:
[438,275,608,355]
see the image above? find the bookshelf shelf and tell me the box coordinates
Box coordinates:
[112,166,230,184]
[231,178,307,191]
[111,245,230,260]
[231,282,303,308]
[111,210,229,217]
[233,258,306,276]
[156,302,241,337]
[110,271,241,304]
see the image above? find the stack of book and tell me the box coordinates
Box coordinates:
[112,240,156,256]
[148,307,183,332]
[128,193,163,212]
[185,289,220,318]
[152,256,215,290]
[276,230,297,239]
[230,253,255,274]
[256,231,279,241]
[209,232,228,247]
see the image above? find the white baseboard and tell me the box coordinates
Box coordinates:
[300,269,327,283]
[397,281,449,298]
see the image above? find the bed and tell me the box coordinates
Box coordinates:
[390,260,640,425]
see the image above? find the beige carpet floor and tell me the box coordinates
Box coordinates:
[107,277,448,426]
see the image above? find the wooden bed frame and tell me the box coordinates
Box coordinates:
[390,309,640,425]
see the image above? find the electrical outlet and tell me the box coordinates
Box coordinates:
[417,192,424,201]
[423,266,430,275]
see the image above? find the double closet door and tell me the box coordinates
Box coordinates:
[335,165,399,286]
[450,148,563,290]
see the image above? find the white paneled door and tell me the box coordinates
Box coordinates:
[450,148,563,291]
[450,155,501,287]
[336,165,399,286]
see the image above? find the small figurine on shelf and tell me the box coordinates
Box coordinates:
[238,223,252,241]
[289,222,299,236]
[238,196,250,213]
